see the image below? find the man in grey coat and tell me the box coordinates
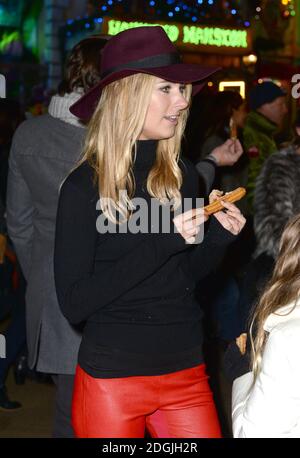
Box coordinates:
[6,35,108,437]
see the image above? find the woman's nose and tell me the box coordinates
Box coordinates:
[176,93,188,110]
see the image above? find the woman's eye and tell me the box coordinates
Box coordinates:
[180,85,186,94]
[160,86,171,93]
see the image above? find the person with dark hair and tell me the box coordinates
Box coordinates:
[244,81,287,208]
[54,26,246,438]
[201,91,246,156]
[58,35,110,97]
[196,90,247,200]
[6,35,108,436]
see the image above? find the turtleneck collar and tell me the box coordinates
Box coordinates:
[48,90,84,128]
[133,140,158,171]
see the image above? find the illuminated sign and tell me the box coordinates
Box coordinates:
[219,81,246,98]
[0,30,22,55]
[182,26,247,48]
[104,18,251,54]
[107,20,180,42]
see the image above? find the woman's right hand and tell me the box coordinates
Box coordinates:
[173,208,208,244]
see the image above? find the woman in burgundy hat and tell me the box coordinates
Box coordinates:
[54,26,245,438]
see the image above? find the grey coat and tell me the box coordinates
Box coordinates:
[254,145,300,259]
[6,114,85,374]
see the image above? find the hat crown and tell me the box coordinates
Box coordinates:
[101,26,177,78]
[249,81,286,110]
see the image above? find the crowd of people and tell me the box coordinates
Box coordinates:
[0,25,300,438]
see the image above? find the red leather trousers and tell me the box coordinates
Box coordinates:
[72,364,222,438]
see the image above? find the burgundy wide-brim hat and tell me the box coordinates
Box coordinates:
[70,26,220,120]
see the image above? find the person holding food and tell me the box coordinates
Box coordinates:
[54,26,246,438]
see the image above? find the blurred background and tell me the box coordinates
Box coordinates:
[0,0,299,113]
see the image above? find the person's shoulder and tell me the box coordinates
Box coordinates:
[61,161,96,198]
[179,156,198,178]
[267,318,300,357]
[14,114,83,141]
[13,114,56,146]
[15,114,51,133]
[267,319,300,376]
[276,318,300,339]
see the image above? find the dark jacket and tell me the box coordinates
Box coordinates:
[6,114,84,374]
[244,111,278,208]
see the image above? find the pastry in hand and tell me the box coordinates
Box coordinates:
[204,187,246,215]
[209,189,223,204]
[230,117,238,139]
[236,333,247,355]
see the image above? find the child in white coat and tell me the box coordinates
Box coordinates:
[232,213,300,437]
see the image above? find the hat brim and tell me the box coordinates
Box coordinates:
[70,64,220,120]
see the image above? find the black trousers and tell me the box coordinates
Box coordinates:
[0,266,26,387]
[52,373,75,438]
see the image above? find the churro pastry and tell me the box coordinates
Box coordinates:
[204,187,246,215]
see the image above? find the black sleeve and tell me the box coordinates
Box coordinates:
[185,216,237,283]
[180,158,237,282]
[54,179,187,325]
[195,159,217,196]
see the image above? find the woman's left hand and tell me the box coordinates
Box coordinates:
[213,200,246,235]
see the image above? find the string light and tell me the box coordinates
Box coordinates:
[63,0,296,39]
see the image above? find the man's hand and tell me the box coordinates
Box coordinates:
[210,139,243,167]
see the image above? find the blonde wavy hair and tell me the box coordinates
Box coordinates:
[80,73,192,223]
[250,213,300,379]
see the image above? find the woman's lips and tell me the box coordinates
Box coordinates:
[164,115,179,124]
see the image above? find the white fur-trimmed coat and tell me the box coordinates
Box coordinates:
[232,300,300,438]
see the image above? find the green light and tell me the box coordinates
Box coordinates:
[107,20,249,49]
[183,26,248,48]
[107,20,179,42]
[0,31,20,53]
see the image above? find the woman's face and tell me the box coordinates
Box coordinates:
[232,102,247,129]
[139,78,189,140]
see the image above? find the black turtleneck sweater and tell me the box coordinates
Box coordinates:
[54,140,236,377]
